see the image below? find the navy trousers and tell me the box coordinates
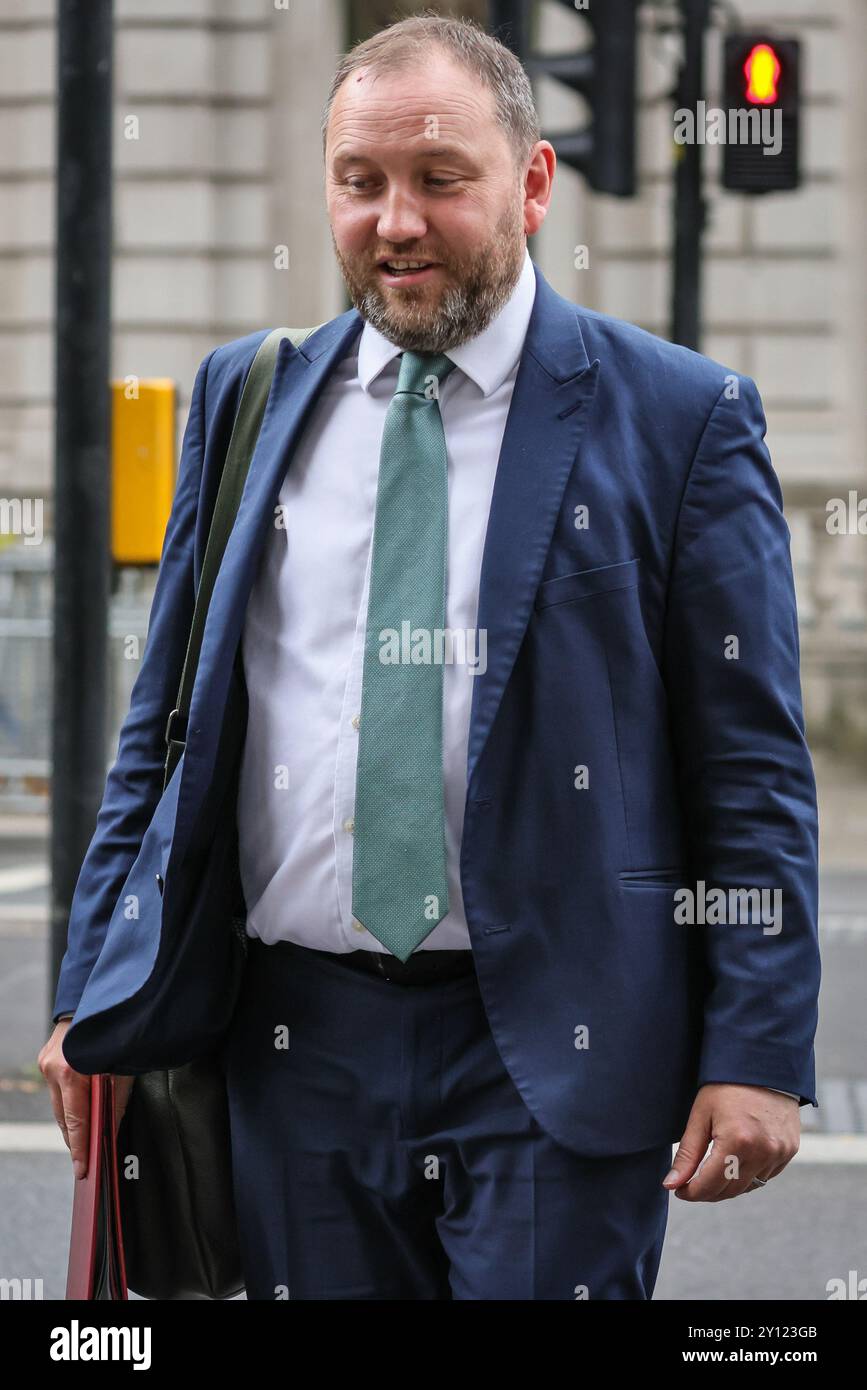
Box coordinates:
[221,937,672,1300]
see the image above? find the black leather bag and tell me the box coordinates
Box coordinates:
[117,1057,241,1299]
[115,325,320,1300]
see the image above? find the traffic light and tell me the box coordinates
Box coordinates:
[722,34,801,193]
[528,0,638,197]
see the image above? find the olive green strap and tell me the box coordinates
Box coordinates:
[163,325,322,788]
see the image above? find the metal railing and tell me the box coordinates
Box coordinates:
[0,541,154,813]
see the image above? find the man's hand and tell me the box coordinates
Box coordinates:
[663,1083,800,1201]
[37,1021,136,1180]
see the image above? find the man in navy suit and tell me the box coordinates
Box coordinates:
[40,14,819,1299]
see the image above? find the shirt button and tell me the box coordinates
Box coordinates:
[351,714,360,729]
[343,817,355,833]
[351,917,365,933]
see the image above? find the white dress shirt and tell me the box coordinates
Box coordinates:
[236,247,537,953]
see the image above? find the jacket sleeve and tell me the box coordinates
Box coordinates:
[662,375,820,1107]
[51,349,215,1022]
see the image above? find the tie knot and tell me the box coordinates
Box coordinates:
[396,351,455,399]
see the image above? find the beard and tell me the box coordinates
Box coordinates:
[331,194,527,354]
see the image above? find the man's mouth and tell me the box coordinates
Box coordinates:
[377,259,443,286]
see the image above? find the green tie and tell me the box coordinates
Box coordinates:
[351,350,456,961]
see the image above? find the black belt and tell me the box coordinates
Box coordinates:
[256,937,476,986]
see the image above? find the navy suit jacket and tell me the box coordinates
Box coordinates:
[56,261,820,1157]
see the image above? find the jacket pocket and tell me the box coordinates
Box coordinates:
[618,867,687,889]
[534,558,640,610]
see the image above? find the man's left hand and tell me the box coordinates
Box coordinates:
[663,1084,800,1201]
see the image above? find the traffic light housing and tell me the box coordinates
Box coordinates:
[528,0,638,197]
[722,34,801,193]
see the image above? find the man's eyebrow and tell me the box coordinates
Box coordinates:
[332,144,473,165]
[415,145,472,159]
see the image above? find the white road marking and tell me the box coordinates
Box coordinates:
[0,864,48,894]
[819,912,867,936]
[795,1135,867,1163]
[0,1123,67,1152]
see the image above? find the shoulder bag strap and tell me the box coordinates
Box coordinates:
[163,325,322,788]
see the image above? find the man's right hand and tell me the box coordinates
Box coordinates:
[38,1020,91,1179]
[38,1023,137,1180]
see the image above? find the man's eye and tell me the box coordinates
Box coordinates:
[344,177,458,191]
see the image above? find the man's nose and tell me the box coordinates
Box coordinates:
[376,187,427,244]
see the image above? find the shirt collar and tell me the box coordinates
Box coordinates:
[357,246,537,399]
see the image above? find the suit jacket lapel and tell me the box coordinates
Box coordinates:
[466,267,600,791]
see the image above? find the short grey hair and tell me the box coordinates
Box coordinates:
[321,10,541,169]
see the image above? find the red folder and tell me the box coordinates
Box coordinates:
[65,1073,128,1300]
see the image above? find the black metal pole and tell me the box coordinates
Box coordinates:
[489,0,538,261]
[488,0,532,57]
[671,0,709,349]
[50,1,113,1026]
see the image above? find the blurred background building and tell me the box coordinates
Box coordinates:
[0,0,865,806]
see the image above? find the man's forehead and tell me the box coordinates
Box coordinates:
[339,51,470,99]
[330,137,476,166]
[328,59,496,133]
[327,109,497,168]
